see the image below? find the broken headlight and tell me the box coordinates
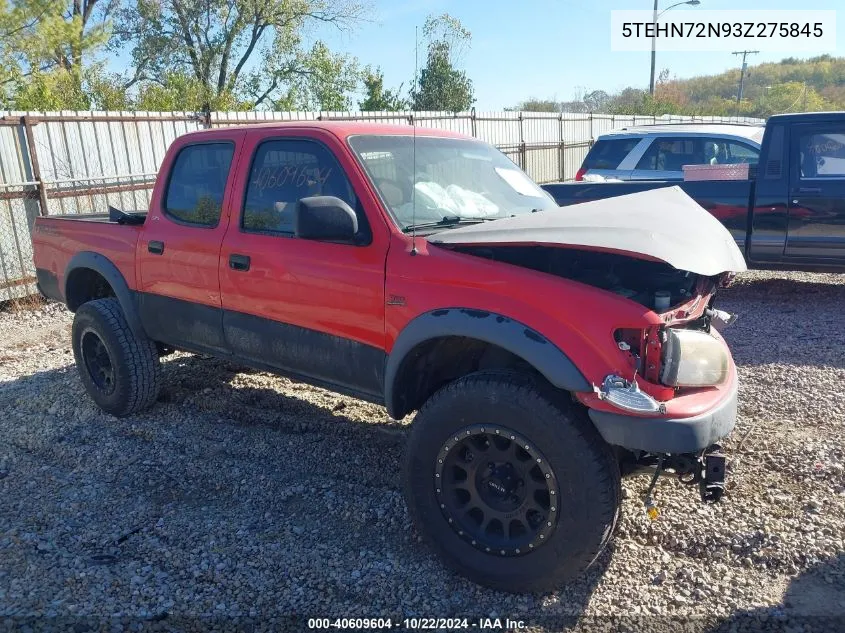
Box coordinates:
[599,375,665,414]
[660,328,729,387]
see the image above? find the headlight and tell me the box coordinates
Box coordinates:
[599,375,666,414]
[661,329,729,387]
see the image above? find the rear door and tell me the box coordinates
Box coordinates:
[137,133,245,353]
[630,136,706,181]
[785,123,845,262]
[579,137,644,181]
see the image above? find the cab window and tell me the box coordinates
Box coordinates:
[164,143,235,226]
[798,131,845,179]
[242,139,360,235]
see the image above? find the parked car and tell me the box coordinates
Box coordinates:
[545,112,845,271]
[32,122,743,593]
[575,123,764,182]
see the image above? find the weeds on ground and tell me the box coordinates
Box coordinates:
[0,294,47,314]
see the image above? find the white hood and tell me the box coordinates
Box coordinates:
[428,186,747,276]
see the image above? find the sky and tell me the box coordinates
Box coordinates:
[328,0,845,109]
[106,0,845,110]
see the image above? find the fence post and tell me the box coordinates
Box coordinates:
[22,116,49,217]
[518,111,526,170]
[470,107,477,137]
[558,113,565,182]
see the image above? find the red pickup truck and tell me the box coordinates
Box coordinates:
[32,122,743,592]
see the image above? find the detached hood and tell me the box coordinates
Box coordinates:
[429,186,747,276]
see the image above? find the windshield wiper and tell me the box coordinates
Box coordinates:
[402,216,496,233]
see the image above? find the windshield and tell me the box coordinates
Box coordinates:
[348,135,558,230]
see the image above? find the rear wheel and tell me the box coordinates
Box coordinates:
[71,298,161,417]
[403,371,620,593]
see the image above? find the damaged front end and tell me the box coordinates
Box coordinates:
[441,248,738,511]
[441,242,738,508]
[428,187,746,509]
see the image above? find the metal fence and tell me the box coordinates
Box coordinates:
[0,109,764,301]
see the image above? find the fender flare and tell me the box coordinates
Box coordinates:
[384,308,590,418]
[64,251,146,338]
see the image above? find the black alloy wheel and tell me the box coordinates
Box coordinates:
[80,329,116,394]
[435,424,559,556]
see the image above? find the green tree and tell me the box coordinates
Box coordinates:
[134,71,246,111]
[358,67,407,111]
[410,13,474,112]
[114,0,365,109]
[752,82,830,117]
[515,98,560,112]
[289,41,360,110]
[606,87,649,114]
[583,90,611,113]
[85,68,135,109]
[12,69,90,109]
[0,0,113,106]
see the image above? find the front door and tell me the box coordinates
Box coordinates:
[137,134,244,352]
[786,123,845,262]
[218,132,389,400]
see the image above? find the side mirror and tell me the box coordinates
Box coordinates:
[295,196,358,243]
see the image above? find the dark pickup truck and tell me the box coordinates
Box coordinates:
[543,112,845,271]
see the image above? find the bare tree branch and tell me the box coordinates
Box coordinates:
[170,0,206,82]
[227,19,265,90]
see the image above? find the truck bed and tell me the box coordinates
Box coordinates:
[32,211,145,304]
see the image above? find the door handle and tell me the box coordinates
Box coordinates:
[148,240,164,255]
[229,254,251,271]
[797,187,822,194]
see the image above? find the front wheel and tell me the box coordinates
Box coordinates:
[71,298,161,417]
[402,371,620,593]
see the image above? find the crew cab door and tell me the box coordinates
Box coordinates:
[218,130,389,400]
[137,132,245,352]
[786,123,845,262]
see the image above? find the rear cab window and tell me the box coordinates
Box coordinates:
[582,138,643,170]
[798,131,845,179]
[164,143,235,227]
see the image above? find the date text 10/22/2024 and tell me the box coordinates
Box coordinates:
[307,617,528,630]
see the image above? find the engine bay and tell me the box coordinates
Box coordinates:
[449,244,709,310]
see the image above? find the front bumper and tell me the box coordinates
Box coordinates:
[587,378,738,454]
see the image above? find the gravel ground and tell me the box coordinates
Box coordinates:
[0,270,843,632]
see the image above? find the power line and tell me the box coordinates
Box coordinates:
[733,50,759,104]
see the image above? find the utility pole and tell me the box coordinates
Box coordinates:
[733,50,759,104]
[649,0,658,95]
[649,0,702,95]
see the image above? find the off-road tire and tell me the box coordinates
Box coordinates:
[403,371,621,593]
[71,298,161,417]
